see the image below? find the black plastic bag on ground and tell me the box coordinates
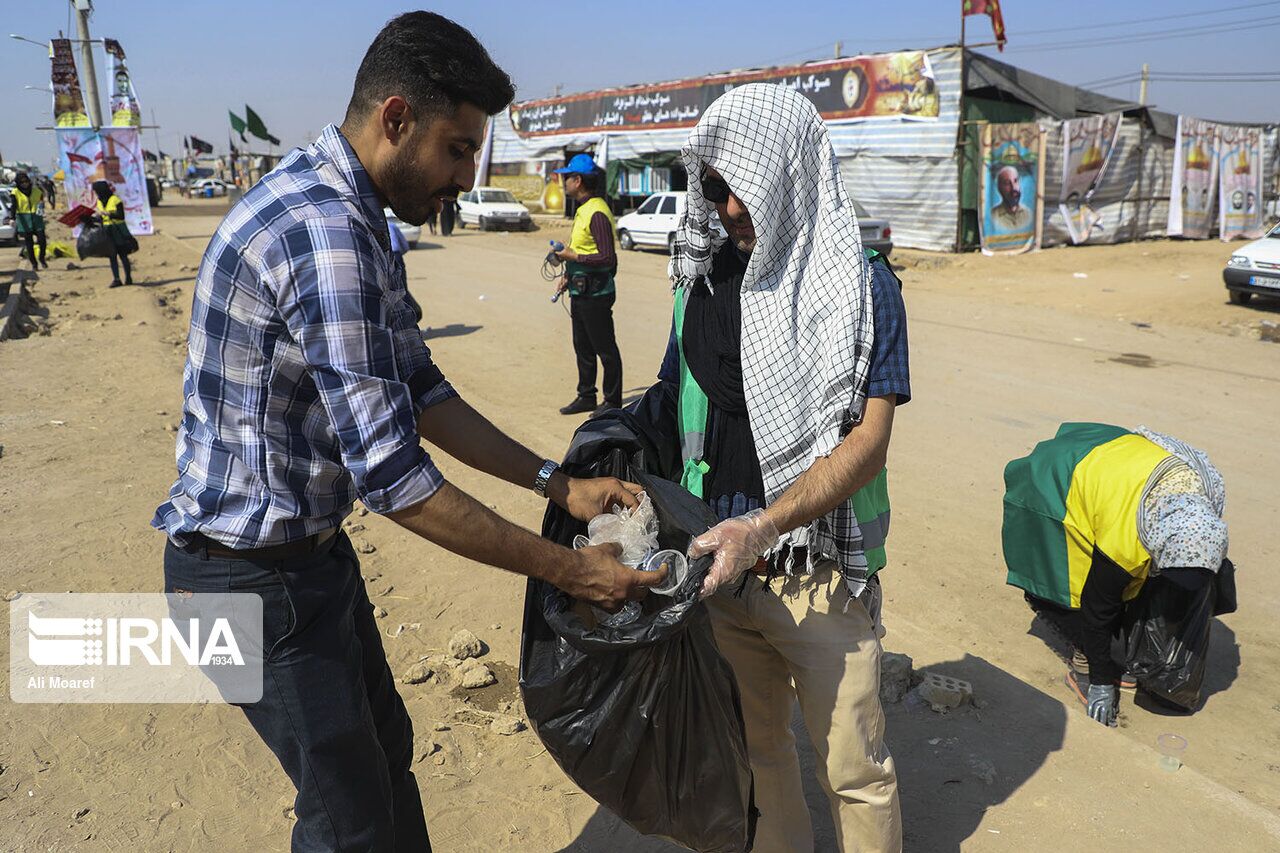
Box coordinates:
[1125,575,1216,711]
[76,225,115,259]
[519,394,757,852]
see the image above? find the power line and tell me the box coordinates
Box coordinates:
[1003,14,1280,52]
[1009,0,1280,37]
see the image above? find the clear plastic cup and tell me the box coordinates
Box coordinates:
[1156,733,1187,771]
[641,549,688,596]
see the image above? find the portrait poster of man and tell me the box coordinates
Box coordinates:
[1168,116,1220,239]
[1217,125,1265,241]
[104,39,142,128]
[980,122,1045,255]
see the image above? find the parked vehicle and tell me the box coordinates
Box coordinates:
[0,188,15,244]
[190,178,231,197]
[852,199,893,258]
[615,191,728,254]
[1223,220,1280,305]
[385,207,421,249]
[457,187,532,231]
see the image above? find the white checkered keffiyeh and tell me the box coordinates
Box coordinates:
[669,84,876,589]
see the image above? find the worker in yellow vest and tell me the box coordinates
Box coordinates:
[10,173,48,271]
[552,154,622,415]
[90,180,135,287]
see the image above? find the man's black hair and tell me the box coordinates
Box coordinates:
[345,11,515,124]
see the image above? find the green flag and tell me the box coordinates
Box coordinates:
[228,110,247,143]
[244,104,278,145]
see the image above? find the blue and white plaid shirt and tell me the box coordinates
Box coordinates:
[153,125,455,549]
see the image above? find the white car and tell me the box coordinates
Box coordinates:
[385,207,421,249]
[190,178,231,197]
[0,188,15,244]
[457,187,532,231]
[615,191,727,254]
[1223,219,1280,305]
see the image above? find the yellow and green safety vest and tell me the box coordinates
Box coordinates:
[1003,422,1174,609]
[564,196,616,297]
[673,249,893,574]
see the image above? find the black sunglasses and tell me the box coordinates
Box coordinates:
[701,172,732,204]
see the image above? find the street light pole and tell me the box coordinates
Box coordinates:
[71,0,103,128]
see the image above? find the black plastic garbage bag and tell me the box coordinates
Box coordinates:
[1125,575,1217,711]
[76,225,115,259]
[519,394,757,852]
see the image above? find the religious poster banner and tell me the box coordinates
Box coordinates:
[1168,116,1220,239]
[1217,125,1266,241]
[980,122,1045,255]
[1058,112,1122,245]
[56,127,154,235]
[104,38,142,127]
[509,51,940,137]
[51,38,91,128]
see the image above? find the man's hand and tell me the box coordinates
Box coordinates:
[1086,683,1119,727]
[689,509,781,598]
[554,543,668,611]
[546,471,642,522]
[555,247,579,262]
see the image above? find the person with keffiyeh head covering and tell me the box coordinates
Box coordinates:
[657,83,911,852]
[1003,423,1231,726]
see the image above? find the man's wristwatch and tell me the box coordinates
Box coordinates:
[533,459,560,499]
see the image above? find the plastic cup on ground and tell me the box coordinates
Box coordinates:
[1156,733,1187,771]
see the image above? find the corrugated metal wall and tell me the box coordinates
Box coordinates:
[835,48,963,252]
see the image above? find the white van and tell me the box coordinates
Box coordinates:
[1223,221,1280,304]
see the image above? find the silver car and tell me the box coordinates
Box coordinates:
[853,199,893,257]
[0,188,16,244]
[385,208,421,249]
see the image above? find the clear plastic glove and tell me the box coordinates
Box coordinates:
[688,509,781,598]
[1087,683,1119,727]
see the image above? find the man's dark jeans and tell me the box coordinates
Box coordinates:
[570,291,623,406]
[163,532,431,852]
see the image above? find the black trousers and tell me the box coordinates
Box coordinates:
[20,230,46,268]
[570,291,622,405]
[163,532,431,852]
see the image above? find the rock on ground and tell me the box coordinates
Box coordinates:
[879,652,915,704]
[460,663,496,689]
[448,629,483,660]
[400,662,433,685]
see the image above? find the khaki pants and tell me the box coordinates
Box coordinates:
[706,564,902,853]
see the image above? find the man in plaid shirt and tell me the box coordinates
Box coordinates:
[154,13,664,851]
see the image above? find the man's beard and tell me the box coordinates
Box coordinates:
[384,146,452,227]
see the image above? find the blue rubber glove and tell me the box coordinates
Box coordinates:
[1086,683,1119,727]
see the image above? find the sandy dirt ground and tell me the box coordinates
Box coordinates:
[2,198,1279,852]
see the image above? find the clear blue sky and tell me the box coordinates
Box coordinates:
[3,0,1278,166]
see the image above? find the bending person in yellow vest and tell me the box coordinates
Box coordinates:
[552,154,622,416]
[1003,423,1230,726]
[9,173,48,271]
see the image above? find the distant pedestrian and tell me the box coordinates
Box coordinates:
[439,197,457,236]
[425,203,438,235]
[91,180,134,287]
[10,172,49,271]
